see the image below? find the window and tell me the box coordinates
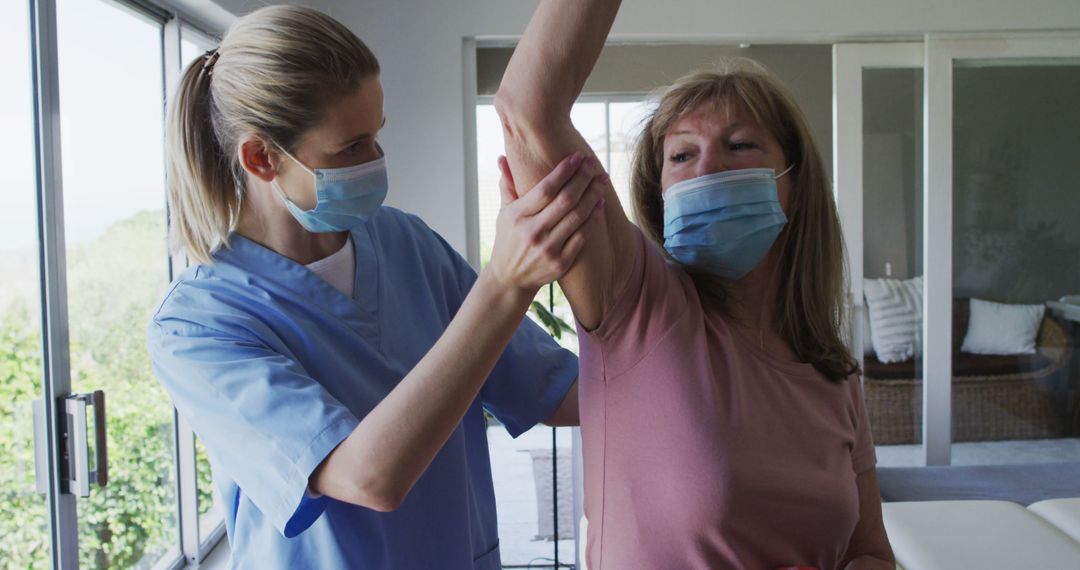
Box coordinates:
[5,0,228,567]
[56,1,178,563]
[474,96,650,567]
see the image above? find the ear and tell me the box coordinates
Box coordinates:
[237,137,278,183]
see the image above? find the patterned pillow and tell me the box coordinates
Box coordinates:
[864,276,924,363]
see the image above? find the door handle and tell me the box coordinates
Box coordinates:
[66,391,108,497]
[33,391,108,497]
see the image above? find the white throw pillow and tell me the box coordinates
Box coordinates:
[961,298,1046,355]
[864,276,923,363]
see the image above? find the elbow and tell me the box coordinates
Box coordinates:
[352,474,409,512]
[364,493,405,513]
[328,469,409,512]
[493,90,528,145]
[493,90,561,146]
[492,89,525,127]
[310,442,413,512]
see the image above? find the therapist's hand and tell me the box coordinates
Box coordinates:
[488,152,605,293]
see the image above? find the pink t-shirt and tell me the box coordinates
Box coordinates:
[577,230,876,570]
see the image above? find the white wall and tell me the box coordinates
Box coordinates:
[211,0,1080,262]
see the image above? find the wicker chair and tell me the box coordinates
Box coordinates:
[863,299,1074,445]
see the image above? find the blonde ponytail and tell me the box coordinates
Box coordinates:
[166,54,240,265]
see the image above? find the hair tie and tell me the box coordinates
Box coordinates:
[202,49,221,75]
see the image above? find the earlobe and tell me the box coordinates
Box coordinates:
[238,138,278,183]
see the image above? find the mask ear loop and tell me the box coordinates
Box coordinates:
[274,144,316,177]
[270,144,316,210]
[775,164,796,179]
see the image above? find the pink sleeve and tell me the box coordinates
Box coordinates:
[577,229,690,379]
[848,375,878,473]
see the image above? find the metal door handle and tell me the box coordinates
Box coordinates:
[65,390,108,497]
[35,391,108,497]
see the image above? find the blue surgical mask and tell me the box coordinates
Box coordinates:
[271,146,389,233]
[662,165,793,280]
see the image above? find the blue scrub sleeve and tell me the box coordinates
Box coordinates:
[438,239,578,437]
[482,316,579,437]
[147,319,359,538]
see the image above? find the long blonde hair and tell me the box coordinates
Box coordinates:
[165,5,380,264]
[630,61,858,382]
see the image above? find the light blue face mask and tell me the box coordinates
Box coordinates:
[271,146,389,233]
[662,165,793,280]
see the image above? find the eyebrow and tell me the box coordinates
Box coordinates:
[338,116,387,149]
[669,121,753,137]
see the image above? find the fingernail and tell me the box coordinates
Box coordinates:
[600,173,610,185]
[587,156,601,168]
[570,152,583,166]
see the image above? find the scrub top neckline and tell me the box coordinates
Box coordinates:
[219,225,381,344]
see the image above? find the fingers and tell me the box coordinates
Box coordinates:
[530,155,604,231]
[545,175,606,250]
[497,155,518,206]
[554,203,599,274]
[516,152,585,217]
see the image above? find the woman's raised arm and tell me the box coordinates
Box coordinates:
[495,0,637,331]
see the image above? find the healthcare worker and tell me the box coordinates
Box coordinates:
[146,5,604,568]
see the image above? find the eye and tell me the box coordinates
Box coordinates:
[729,140,758,151]
[341,139,376,158]
[669,151,693,163]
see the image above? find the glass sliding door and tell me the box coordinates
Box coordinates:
[55,0,177,566]
[932,36,1080,465]
[833,43,928,466]
[838,36,1080,467]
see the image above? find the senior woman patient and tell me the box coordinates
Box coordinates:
[494,0,896,568]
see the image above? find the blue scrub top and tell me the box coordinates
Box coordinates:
[146,207,578,569]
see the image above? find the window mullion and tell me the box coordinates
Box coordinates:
[28,0,78,565]
[161,15,202,566]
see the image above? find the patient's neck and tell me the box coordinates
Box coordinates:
[724,246,802,363]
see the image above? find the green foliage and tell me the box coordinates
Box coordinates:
[528,302,575,340]
[0,210,214,569]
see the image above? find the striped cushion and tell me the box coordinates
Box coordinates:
[864,276,923,363]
